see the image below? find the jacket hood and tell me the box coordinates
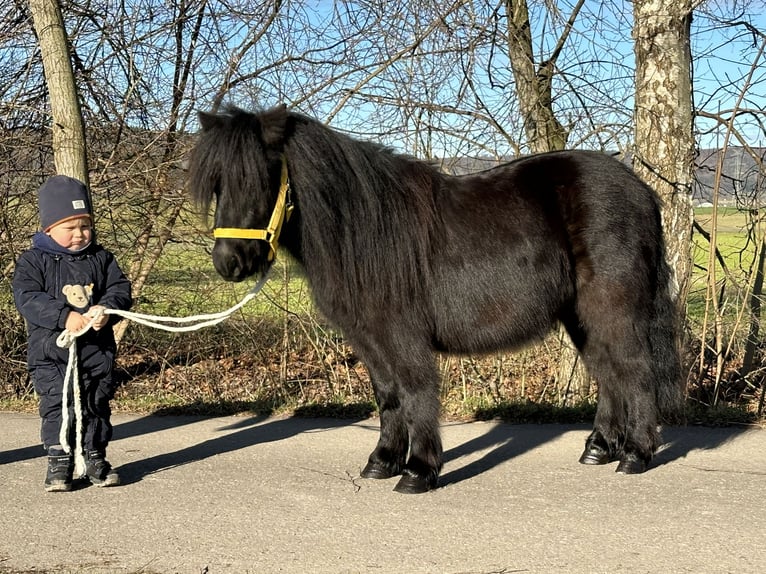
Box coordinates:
[32,231,97,256]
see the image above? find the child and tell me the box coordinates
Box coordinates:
[12,175,132,492]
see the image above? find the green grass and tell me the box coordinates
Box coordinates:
[132,244,314,319]
[688,206,760,331]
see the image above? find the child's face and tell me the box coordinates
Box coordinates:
[47,217,93,251]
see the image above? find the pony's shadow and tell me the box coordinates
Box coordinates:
[651,425,756,469]
[438,422,755,487]
[439,424,573,487]
[116,415,361,485]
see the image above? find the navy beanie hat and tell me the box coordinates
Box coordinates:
[38,175,92,231]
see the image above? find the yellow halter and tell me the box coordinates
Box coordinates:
[213,155,294,261]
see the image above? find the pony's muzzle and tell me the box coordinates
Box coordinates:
[212,239,254,282]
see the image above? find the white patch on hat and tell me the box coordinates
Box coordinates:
[72,200,86,209]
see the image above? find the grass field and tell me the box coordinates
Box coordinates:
[689,206,762,328]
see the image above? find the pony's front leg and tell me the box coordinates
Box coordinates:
[360,374,409,480]
[355,336,442,493]
[393,365,443,493]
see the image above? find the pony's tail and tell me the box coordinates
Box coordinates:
[650,251,685,424]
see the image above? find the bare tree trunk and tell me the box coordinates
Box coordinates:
[28,0,88,187]
[505,0,589,403]
[505,0,582,154]
[741,237,765,377]
[632,0,695,328]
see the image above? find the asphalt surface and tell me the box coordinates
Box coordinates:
[0,412,764,574]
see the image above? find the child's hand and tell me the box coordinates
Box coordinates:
[86,305,108,331]
[65,311,89,333]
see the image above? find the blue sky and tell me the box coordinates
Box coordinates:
[210,1,765,154]
[310,1,765,152]
[689,6,766,148]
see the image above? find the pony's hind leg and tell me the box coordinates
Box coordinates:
[568,295,661,474]
[559,309,618,466]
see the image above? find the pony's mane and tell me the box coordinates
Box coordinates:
[189,107,276,228]
[189,105,445,308]
[283,110,443,305]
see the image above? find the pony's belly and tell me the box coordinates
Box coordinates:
[429,251,571,354]
[431,292,560,354]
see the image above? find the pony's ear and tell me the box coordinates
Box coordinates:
[259,104,289,148]
[198,111,220,131]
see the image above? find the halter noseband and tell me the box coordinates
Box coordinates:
[213,155,294,262]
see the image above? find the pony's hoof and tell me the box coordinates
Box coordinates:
[578,442,613,465]
[393,473,435,494]
[360,462,398,480]
[615,454,647,474]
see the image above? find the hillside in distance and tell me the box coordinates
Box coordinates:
[439,147,765,207]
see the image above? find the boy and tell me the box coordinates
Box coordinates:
[12,175,132,492]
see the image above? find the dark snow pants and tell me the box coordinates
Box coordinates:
[32,359,117,452]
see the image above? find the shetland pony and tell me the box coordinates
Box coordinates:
[188,105,681,493]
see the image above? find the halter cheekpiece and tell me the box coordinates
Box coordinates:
[213,154,293,261]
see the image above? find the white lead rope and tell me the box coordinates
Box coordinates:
[55,273,270,475]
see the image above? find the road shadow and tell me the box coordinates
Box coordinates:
[116,415,365,485]
[0,412,218,466]
[439,423,576,487]
[3,412,757,489]
[0,402,373,467]
[438,422,757,488]
[0,444,43,465]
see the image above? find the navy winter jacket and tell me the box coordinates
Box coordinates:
[12,232,133,376]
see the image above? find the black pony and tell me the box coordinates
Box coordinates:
[188,105,682,494]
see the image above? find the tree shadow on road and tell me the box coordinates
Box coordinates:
[115,413,369,485]
[2,411,757,490]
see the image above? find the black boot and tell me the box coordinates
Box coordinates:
[85,450,120,487]
[45,446,74,492]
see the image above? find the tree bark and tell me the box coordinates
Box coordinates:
[632,0,695,327]
[505,0,589,404]
[505,0,576,153]
[28,0,89,187]
[741,237,765,377]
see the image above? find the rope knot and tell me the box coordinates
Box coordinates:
[56,308,105,349]
[56,330,77,349]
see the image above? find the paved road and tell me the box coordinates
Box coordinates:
[0,412,764,574]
